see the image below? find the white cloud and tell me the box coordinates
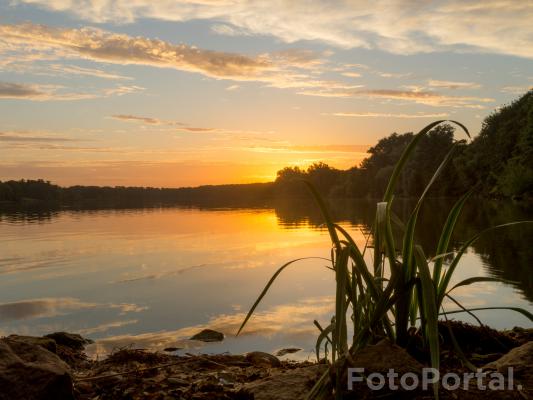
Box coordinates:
[14,0,533,59]
[299,88,494,108]
[500,86,533,95]
[428,80,482,90]
[0,80,144,101]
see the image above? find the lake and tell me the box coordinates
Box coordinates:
[0,198,531,360]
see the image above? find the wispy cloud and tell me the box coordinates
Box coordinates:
[299,87,493,108]
[15,1,533,59]
[0,22,348,93]
[110,113,273,136]
[0,81,52,100]
[0,22,273,81]
[0,297,146,321]
[500,86,533,95]
[0,130,75,143]
[0,80,143,101]
[48,64,132,80]
[329,112,449,119]
[427,79,481,90]
[111,114,167,125]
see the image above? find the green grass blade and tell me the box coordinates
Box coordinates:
[433,189,473,285]
[447,276,518,294]
[304,180,341,248]
[237,257,330,336]
[314,320,334,362]
[437,221,533,306]
[414,245,440,399]
[439,307,533,322]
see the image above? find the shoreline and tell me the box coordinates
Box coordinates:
[1,322,531,399]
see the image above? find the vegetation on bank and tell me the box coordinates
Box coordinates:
[238,119,533,400]
[0,91,531,206]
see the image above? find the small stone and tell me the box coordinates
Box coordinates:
[163,347,182,352]
[245,351,281,368]
[275,348,302,357]
[190,329,224,342]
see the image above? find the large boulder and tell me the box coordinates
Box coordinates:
[0,337,74,400]
[7,335,57,353]
[45,332,93,350]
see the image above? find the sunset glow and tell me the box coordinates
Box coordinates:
[1,1,532,186]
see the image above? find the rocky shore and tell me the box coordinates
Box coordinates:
[0,323,531,400]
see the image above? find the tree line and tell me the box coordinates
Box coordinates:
[1,91,531,206]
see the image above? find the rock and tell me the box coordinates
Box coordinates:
[275,348,302,357]
[190,329,224,342]
[7,335,57,354]
[348,339,423,374]
[245,351,281,368]
[164,347,182,352]
[244,365,326,400]
[0,337,74,400]
[340,339,424,399]
[485,341,533,395]
[45,332,93,350]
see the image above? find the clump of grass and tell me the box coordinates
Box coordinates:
[237,120,533,399]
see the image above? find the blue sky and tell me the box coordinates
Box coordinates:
[0,0,532,186]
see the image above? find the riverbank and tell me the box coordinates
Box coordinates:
[0,323,531,400]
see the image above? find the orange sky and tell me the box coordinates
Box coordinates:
[0,1,532,186]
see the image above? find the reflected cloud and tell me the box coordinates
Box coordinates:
[0,298,147,321]
[86,296,333,357]
[78,319,139,335]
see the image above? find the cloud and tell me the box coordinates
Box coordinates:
[226,84,240,91]
[0,22,272,81]
[378,72,411,79]
[14,0,533,59]
[0,297,146,321]
[329,112,449,118]
[299,88,494,108]
[110,113,272,135]
[427,80,482,90]
[500,86,533,95]
[85,296,334,356]
[111,114,166,125]
[0,80,143,101]
[77,319,139,335]
[0,81,49,99]
[0,22,344,92]
[342,72,361,78]
[48,64,132,80]
[0,130,75,142]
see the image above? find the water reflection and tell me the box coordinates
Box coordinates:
[274,198,533,302]
[0,199,531,355]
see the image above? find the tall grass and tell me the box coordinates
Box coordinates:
[237,120,533,399]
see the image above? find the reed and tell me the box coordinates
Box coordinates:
[237,120,533,399]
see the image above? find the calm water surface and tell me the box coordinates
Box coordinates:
[0,199,531,359]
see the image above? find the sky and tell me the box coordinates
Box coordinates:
[0,0,532,187]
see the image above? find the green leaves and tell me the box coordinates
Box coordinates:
[238,120,530,400]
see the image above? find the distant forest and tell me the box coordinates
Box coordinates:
[1,91,532,207]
